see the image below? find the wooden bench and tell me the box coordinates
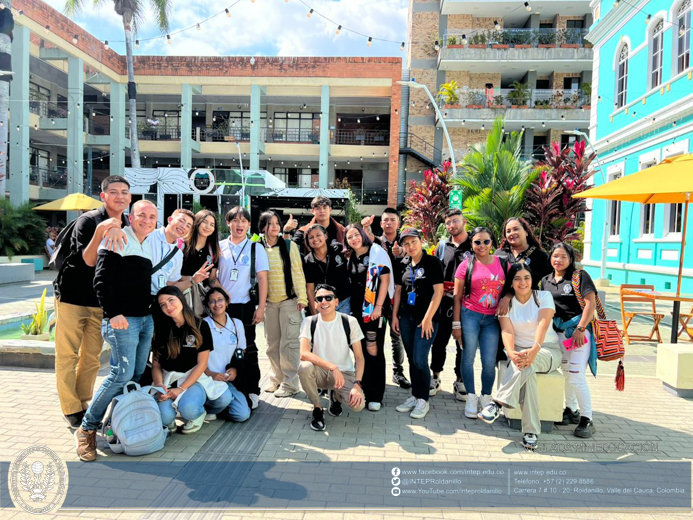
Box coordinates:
[497,362,565,433]
[657,343,693,398]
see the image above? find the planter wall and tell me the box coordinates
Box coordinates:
[510,105,529,109]
[538,44,556,48]
[444,104,462,109]
[491,44,509,49]
[514,45,531,49]
[466,105,484,109]
[469,45,487,49]
[561,44,579,48]
[447,44,465,48]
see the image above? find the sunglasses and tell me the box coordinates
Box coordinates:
[473,239,492,246]
[315,295,335,303]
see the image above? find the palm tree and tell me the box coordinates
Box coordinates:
[0,2,14,197]
[451,118,537,240]
[64,0,172,169]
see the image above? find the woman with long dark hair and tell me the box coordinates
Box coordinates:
[258,211,308,398]
[152,287,232,435]
[202,287,251,422]
[541,242,597,439]
[182,209,220,315]
[495,217,551,288]
[303,224,351,314]
[477,263,561,450]
[452,227,508,420]
[345,224,394,411]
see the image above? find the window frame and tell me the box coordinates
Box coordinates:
[677,0,691,74]
[616,44,629,109]
[650,20,665,89]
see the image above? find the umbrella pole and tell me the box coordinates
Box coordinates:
[677,196,689,297]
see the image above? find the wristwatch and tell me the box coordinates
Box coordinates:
[577,326,586,332]
[353,380,363,387]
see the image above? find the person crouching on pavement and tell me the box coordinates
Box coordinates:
[298,284,366,431]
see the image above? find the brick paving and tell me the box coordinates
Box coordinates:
[0,282,692,519]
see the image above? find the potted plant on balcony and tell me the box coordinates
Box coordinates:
[464,90,486,109]
[438,81,461,108]
[537,29,557,48]
[447,35,464,48]
[469,31,488,49]
[490,95,506,109]
[511,29,534,48]
[550,90,565,108]
[558,91,579,109]
[20,289,50,341]
[507,81,530,108]
[491,30,509,49]
[580,82,592,109]
[559,28,581,48]
[534,99,552,109]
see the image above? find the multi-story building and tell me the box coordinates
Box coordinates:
[582,0,693,291]
[8,0,403,218]
[403,0,594,175]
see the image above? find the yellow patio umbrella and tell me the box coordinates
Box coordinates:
[32,193,103,212]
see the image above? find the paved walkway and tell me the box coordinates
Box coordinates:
[0,278,691,519]
[0,270,56,317]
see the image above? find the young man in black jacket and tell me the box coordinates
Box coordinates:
[75,200,158,462]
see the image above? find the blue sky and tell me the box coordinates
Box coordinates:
[44,0,409,58]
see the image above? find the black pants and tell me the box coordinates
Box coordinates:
[387,313,405,373]
[430,298,464,380]
[228,301,261,396]
[357,316,387,404]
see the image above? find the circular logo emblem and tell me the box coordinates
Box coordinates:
[189,168,215,194]
[563,284,573,294]
[9,445,67,514]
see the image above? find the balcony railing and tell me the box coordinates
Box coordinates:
[441,88,590,109]
[197,127,251,142]
[333,129,389,146]
[443,28,589,48]
[138,126,181,140]
[264,128,320,143]
[335,180,389,205]
[28,99,69,119]
[85,119,110,136]
[30,166,67,189]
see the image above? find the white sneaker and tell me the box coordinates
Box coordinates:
[480,394,493,410]
[367,402,382,411]
[274,388,298,398]
[429,374,441,396]
[453,380,467,402]
[167,420,177,433]
[465,394,479,419]
[396,396,417,413]
[206,414,217,421]
[182,411,207,434]
[249,393,260,410]
[264,383,279,393]
[410,399,430,419]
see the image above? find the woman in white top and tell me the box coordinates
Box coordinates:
[202,287,251,422]
[477,263,561,451]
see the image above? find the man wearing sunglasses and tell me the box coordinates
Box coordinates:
[298,285,366,431]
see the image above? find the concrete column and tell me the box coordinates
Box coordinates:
[181,84,194,169]
[9,25,30,206]
[249,84,265,171]
[526,14,540,29]
[523,70,537,90]
[581,70,593,85]
[319,85,330,188]
[67,57,84,198]
[110,82,126,176]
[523,128,535,160]
[584,13,593,28]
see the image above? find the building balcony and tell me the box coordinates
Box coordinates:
[263,128,319,144]
[332,129,390,146]
[29,99,69,119]
[440,0,591,20]
[29,166,68,190]
[440,29,592,73]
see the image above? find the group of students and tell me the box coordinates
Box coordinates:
[53,175,600,462]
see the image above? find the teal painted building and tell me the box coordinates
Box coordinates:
[584,0,693,291]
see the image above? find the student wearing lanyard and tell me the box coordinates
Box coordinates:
[214,207,269,410]
[202,288,251,423]
[303,224,351,314]
[182,210,220,314]
[392,228,444,420]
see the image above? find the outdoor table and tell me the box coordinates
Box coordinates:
[620,288,693,343]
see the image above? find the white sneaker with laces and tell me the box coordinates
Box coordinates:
[182,411,207,435]
[480,394,493,410]
[396,396,417,413]
[465,394,479,419]
[264,383,279,393]
[167,420,177,433]
[453,380,467,402]
[367,402,382,411]
[429,374,441,396]
[410,399,430,419]
[206,414,217,421]
[249,393,260,410]
[274,388,298,398]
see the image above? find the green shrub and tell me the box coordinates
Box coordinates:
[0,199,47,258]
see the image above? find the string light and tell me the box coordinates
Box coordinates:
[680,25,686,36]
[307,8,313,17]
[462,34,467,45]
[225,8,231,17]
[494,20,501,31]
[167,34,172,44]
[104,40,109,50]
[400,42,405,51]
[434,40,440,51]
[196,23,201,30]
[645,14,651,23]
[336,25,341,34]
[44,25,50,34]
[542,121,545,127]
[524,1,531,12]
[135,39,140,49]
[367,37,372,46]
[72,34,79,45]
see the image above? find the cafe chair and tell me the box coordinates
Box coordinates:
[619,284,664,345]
[674,305,693,341]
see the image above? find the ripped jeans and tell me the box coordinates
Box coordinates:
[81,316,154,431]
[557,330,593,420]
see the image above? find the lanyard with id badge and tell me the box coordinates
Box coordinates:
[407,265,417,306]
[229,241,248,282]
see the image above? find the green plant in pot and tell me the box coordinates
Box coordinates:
[537,29,557,45]
[492,95,505,107]
[447,35,458,45]
[21,288,50,341]
[508,81,531,106]
[438,80,460,106]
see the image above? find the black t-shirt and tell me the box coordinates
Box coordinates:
[154,320,214,374]
[435,236,473,282]
[303,243,350,302]
[58,207,129,307]
[396,252,445,324]
[541,269,597,322]
[495,246,551,289]
[348,248,391,315]
[182,245,216,277]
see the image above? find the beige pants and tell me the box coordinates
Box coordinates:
[54,298,104,415]
[265,298,302,392]
[298,361,366,412]
[494,345,561,435]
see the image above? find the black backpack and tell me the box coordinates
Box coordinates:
[308,313,352,352]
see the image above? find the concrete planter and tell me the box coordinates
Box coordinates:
[510,105,529,109]
[489,105,505,109]
[469,44,487,49]
[444,104,462,109]
[491,44,509,49]
[557,105,577,109]
[538,44,556,48]
[21,333,50,341]
[466,105,484,109]
[585,43,594,48]
[447,44,465,49]
[561,44,580,48]
[582,105,591,109]
[514,44,532,49]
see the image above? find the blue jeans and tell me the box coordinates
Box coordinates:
[399,313,438,401]
[209,382,251,422]
[81,315,154,431]
[460,307,499,396]
[158,383,233,425]
[336,296,351,314]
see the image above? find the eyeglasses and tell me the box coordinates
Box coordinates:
[315,295,335,302]
[473,239,492,246]
[208,298,227,306]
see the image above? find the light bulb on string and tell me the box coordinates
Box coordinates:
[462,34,468,45]
[400,42,405,51]
[680,26,686,37]
[104,40,109,50]
[135,40,140,49]
[367,37,372,46]
[73,34,79,44]
[44,25,50,34]
[494,21,501,31]
[167,34,172,44]
[434,40,440,51]
[524,2,531,12]
[336,25,341,34]
[307,8,313,17]
[645,14,651,23]
[196,24,200,31]
[225,8,231,17]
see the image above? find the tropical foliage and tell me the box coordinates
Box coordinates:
[21,289,49,336]
[451,118,536,240]
[0,199,47,258]
[438,80,460,105]
[523,140,596,250]
[404,161,453,246]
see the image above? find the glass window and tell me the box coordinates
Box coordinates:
[272,112,319,142]
[678,0,691,73]
[668,204,684,234]
[609,173,622,236]
[642,205,656,235]
[616,44,629,108]
[651,21,664,88]
[566,20,585,28]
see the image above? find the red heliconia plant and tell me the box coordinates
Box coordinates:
[404,160,453,246]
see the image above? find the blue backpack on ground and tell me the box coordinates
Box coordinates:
[101,382,168,456]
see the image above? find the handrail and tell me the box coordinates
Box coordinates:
[443,27,589,48]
